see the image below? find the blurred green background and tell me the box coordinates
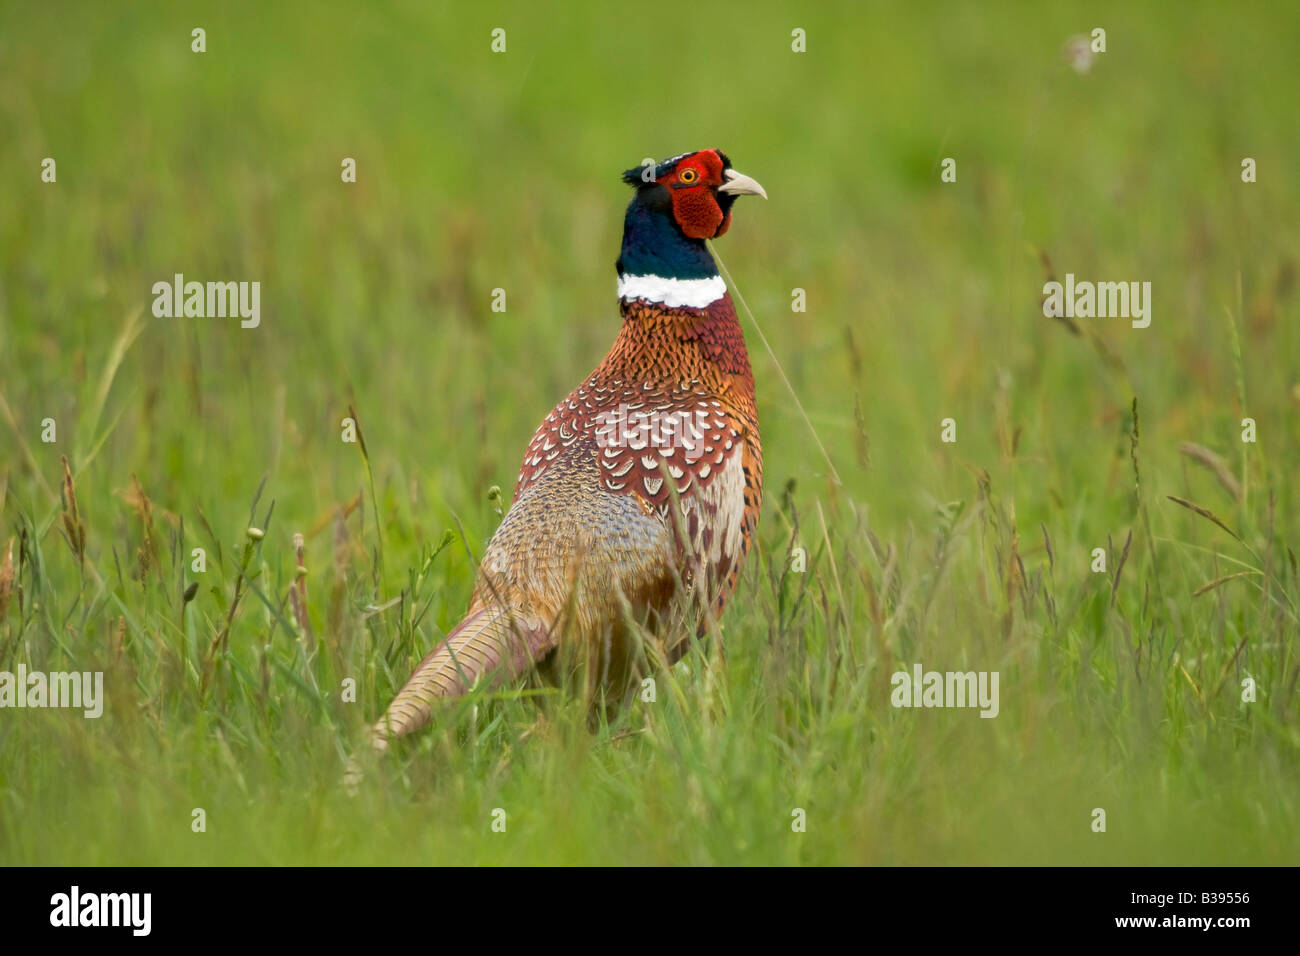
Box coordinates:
[0,0,1296,864]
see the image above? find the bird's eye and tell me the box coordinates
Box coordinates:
[679,168,699,184]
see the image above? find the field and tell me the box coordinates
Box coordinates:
[1,1,1297,865]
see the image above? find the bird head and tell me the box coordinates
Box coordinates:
[621,149,767,240]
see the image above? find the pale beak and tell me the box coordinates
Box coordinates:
[718,168,768,199]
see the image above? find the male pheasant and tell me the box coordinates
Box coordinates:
[372,148,766,748]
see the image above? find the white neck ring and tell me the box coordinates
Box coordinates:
[617,273,726,309]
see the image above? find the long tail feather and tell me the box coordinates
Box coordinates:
[370,604,551,749]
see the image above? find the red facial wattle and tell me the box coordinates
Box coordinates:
[668,149,731,239]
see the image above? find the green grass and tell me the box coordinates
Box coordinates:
[1,0,1297,865]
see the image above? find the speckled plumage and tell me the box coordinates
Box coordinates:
[373,149,765,747]
[515,291,763,622]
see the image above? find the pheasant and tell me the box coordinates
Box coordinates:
[372,148,766,748]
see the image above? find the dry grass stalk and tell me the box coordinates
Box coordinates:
[1166,495,1242,542]
[1178,442,1243,502]
[290,531,314,646]
[1193,570,1259,597]
[59,456,87,570]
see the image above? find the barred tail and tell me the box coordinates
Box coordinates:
[370,604,551,749]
